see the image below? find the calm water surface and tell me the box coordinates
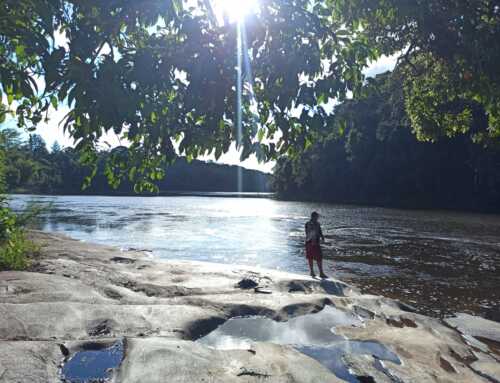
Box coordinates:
[9,194,500,320]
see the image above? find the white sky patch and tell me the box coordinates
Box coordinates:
[2,102,123,151]
[364,54,399,78]
[202,144,275,173]
[34,106,74,148]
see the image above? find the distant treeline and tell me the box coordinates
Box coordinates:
[273,73,500,212]
[1,129,271,195]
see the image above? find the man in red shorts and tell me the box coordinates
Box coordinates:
[305,211,328,278]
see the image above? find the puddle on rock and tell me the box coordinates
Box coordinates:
[60,339,125,383]
[298,342,401,383]
[198,306,362,349]
[197,306,401,383]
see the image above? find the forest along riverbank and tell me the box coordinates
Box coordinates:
[1,230,499,382]
[10,194,500,322]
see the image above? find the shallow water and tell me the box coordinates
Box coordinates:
[197,306,401,383]
[60,340,124,382]
[9,194,500,320]
[198,306,362,349]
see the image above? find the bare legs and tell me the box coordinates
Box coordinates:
[308,257,328,279]
[308,257,315,277]
[318,258,328,279]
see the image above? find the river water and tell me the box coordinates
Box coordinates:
[9,194,500,321]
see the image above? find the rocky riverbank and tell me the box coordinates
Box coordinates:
[0,231,499,382]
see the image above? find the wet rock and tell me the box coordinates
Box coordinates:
[475,336,500,357]
[111,256,136,264]
[236,367,271,378]
[103,287,123,300]
[183,316,227,340]
[236,278,259,289]
[288,280,310,293]
[319,280,348,296]
[395,301,417,313]
[356,376,376,383]
[386,316,418,329]
[224,303,275,319]
[343,353,395,383]
[439,356,457,373]
[353,305,376,320]
[448,346,478,365]
[59,343,70,357]
[286,279,346,296]
[87,318,116,337]
[274,299,334,321]
[298,342,401,383]
[461,334,491,353]
[127,247,153,253]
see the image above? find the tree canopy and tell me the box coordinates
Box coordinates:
[273,72,500,211]
[1,1,499,189]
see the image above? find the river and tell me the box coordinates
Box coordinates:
[9,194,500,321]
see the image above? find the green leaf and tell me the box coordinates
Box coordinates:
[50,96,58,109]
[257,128,265,142]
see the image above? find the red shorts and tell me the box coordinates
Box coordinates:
[306,241,322,261]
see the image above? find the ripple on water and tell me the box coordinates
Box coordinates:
[197,306,401,383]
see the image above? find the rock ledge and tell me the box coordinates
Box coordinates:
[0,231,499,382]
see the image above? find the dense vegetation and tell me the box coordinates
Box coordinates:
[274,73,500,211]
[1,128,270,195]
[0,128,35,270]
[1,1,499,189]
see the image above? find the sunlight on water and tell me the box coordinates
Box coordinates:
[197,307,402,382]
[9,194,500,318]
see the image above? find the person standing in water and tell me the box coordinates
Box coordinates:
[305,211,328,278]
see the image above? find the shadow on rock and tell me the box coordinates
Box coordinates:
[286,279,347,296]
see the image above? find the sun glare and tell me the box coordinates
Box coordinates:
[215,0,259,23]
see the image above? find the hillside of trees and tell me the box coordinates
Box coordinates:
[1,129,271,195]
[273,73,500,212]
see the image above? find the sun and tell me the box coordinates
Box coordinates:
[214,0,259,23]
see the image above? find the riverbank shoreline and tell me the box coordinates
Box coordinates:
[1,231,499,382]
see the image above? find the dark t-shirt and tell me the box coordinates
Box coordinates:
[305,220,323,244]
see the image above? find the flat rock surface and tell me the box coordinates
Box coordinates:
[0,230,499,382]
[445,313,500,343]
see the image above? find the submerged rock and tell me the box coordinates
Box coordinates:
[0,230,498,382]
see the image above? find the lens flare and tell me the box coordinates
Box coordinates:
[215,0,259,23]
